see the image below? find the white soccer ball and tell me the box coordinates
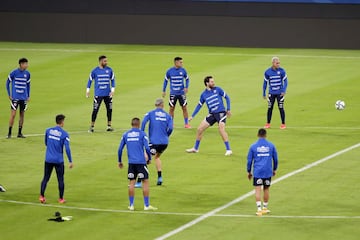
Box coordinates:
[335,100,345,110]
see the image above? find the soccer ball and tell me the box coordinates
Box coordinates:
[335,100,345,110]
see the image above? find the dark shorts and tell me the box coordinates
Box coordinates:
[93,96,113,110]
[253,177,272,187]
[169,94,187,107]
[128,164,149,180]
[267,94,285,109]
[10,100,27,111]
[149,144,168,155]
[205,111,227,126]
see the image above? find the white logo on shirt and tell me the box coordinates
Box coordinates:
[49,129,62,137]
[277,71,280,74]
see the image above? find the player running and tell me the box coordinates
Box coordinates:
[263,56,288,129]
[6,58,31,138]
[86,55,116,132]
[186,76,232,156]
[247,128,278,216]
[140,98,173,186]
[162,57,191,128]
[118,118,157,211]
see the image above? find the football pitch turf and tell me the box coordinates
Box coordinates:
[0,42,359,240]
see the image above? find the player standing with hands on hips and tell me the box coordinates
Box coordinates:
[118,118,157,211]
[186,76,232,156]
[263,56,288,129]
[162,57,191,128]
[6,58,31,138]
[247,128,278,216]
[39,114,73,204]
[86,55,116,132]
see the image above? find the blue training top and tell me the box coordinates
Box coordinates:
[6,68,31,100]
[247,138,278,178]
[118,128,151,164]
[162,67,189,95]
[141,108,173,145]
[191,86,230,118]
[263,67,288,96]
[45,126,72,164]
[87,66,115,97]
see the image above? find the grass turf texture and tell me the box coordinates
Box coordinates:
[0,42,359,240]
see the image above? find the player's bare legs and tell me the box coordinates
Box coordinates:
[186,120,209,153]
[182,105,190,128]
[142,179,157,210]
[155,153,162,173]
[169,106,175,119]
[142,179,149,197]
[218,122,232,155]
[128,180,135,197]
[8,110,16,128]
[218,122,228,142]
[263,186,270,203]
[255,186,263,215]
[262,186,270,213]
[19,110,25,128]
[196,120,210,141]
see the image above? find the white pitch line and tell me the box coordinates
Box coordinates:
[0,48,359,60]
[213,214,360,219]
[0,199,203,216]
[1,199,358,220]
[7,125,358,138]
[155,142,360,240]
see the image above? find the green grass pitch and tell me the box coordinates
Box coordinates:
[0,42,360,240]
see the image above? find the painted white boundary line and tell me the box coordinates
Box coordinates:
[0,48,359,60]
[1,199,359,220]
[155,142,360,240]
[7,125,359,138]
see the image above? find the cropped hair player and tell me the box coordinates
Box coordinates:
[247,128,278,216]
[162,56,191,128]
[6,58,31,138]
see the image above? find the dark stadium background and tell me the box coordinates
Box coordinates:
[0,0,359,49]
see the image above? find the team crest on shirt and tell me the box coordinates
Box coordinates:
[106,70,109,73]
[213,90,217,93]
[277,71,280,74]
[24,74,27,77]
[180,72,183,75]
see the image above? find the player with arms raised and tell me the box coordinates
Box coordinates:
[186,76,232,156]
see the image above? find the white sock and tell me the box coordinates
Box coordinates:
[256,201,262,211]
[263,202,268,209]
